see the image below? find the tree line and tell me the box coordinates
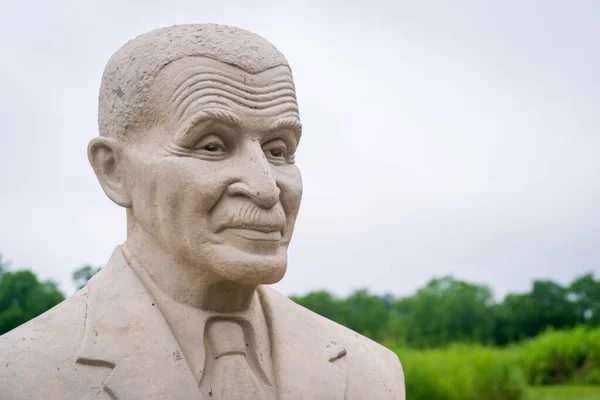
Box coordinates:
[291,273,600,348]
[1,252,599,348]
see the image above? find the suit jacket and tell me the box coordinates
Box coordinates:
[0,247,404,399]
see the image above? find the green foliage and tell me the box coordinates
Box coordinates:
[390,276,496,348]
[512,327,600,386]
[72,265,101,290]
[569,273,600,326]
[389,327,600,400]
[290,290,343,321]
[291,288,391,342]
[495,281,578,345]
[339,289,390,342]
[293,273,600,349]
[393,344,527,400]
[0,268,65,335]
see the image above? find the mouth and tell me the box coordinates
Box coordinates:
[222,228,282,242]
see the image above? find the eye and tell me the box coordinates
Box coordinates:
[203,143,221,152]
[193,134,227,157]
[270,148,285,157]
[263,139,289,163]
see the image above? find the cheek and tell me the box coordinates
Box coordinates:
[154,158,235,214]
[277,165,303,217]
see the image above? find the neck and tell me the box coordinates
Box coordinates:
[123,221,257,313]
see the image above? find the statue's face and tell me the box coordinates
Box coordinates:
[121,57,303,284]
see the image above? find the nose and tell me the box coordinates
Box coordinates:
[227,149,281,209]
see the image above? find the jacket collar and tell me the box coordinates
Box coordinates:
[258,286,347,400]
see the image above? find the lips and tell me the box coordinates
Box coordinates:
[221,222,283,233]
[224,228,282,241]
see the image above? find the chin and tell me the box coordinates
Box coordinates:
[210,245,288,285]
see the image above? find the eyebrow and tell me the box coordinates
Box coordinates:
[178,108,241,135]
[196,108,241,126]
[269,117,303,137]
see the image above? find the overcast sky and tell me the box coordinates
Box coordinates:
[0,1,598,299]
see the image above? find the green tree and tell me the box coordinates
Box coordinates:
[292,289,392,342]
[568,272,600,326]
[72,265,101,290]
[339,289,390,342]
[494,292,533,344]
[290,290,343,322]
[494,279,578,344]
[391,276,495,348]
[529,280,577,331]
[0,267,65,335]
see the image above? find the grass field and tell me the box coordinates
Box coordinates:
[527,386,600,400]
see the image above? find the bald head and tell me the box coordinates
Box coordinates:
[98,24,291,139]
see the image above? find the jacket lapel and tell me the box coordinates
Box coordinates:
[76,247,200,400]
[259,286,348,400]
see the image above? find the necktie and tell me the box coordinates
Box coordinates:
[204,320,275,400]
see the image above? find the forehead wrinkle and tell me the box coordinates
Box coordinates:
[174,79,296,112]
[163,59,298,124]
[175,88,298,121]
[170,68,298,123]
[175,97,236,126]
[170,67,294,104]
[258,105,301,121]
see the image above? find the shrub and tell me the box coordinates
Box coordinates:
[514,326,600,385]
[389,327,600,400]
[393,345,527,400]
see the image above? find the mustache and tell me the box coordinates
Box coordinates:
[216,203,286,233]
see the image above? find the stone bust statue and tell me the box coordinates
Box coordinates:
[0,24,404,399]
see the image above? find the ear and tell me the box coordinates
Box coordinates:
[88,137,132,208]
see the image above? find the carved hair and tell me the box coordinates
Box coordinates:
[98,24,289,139]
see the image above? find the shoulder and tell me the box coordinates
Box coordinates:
[1,287,88,353]
[0,288,105,399]
[337,326,405,400]
[263,287,405,399]
[311,307,405,399]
